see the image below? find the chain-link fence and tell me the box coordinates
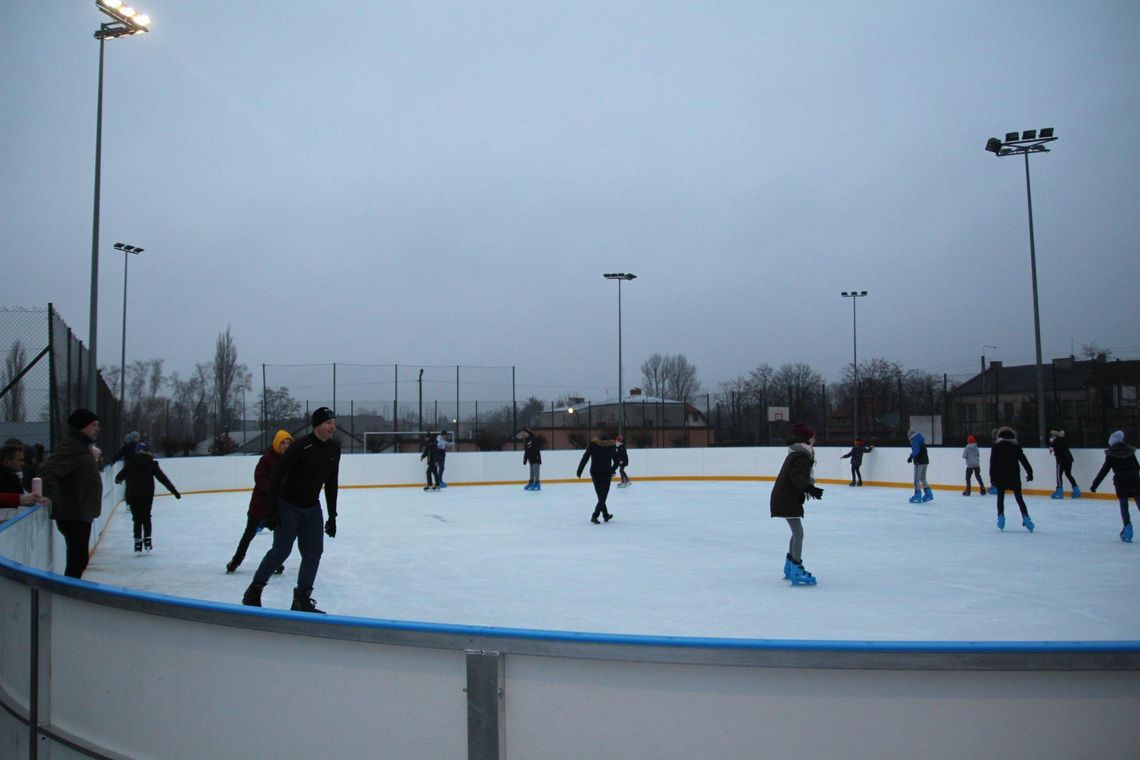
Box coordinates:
[1,305,121,454]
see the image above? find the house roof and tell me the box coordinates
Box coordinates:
[952,358,1140,396]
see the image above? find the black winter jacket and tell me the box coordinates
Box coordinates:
[523,436,541,465]
[614,444,629,468]
[114,452,178,504]
[770,440,815,519]
[269,432,341,516]
[577,438,616,478]
[989,438,1033,489]
[1091,443,1139,494]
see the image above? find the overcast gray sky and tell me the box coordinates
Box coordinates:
[3,0,1138,404]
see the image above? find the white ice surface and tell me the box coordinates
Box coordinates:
[82,481,1140,642]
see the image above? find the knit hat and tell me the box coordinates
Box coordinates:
[67,409,99,429]
[616,434,624,443]
[966,435,976,444]
[311,407,336,427]
[1109,430,1125,447]
[792,423,815,440]
[272,429,293,454]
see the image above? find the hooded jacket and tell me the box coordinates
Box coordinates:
[114,450,179,505]
[1090,443,1139,494]
[961,442,981,469]
[577,437,617,478]
[38,428,103,521]
[907,431,929,465]
[249,430,292,518]
[770,436,816,519]
[989,429,1033,489]
[1048,431,1074,465]
[523,433,541,465]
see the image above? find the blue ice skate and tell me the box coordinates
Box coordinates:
[908,490,923,504]
[1022,515,1035,533]
[788,562,817,586]
[921,487,934,502]
[783,556,793,580]
[988,486,997,495]
[1050,487,1064,499]
[1121,524,1133,543]
[1071,486,1081,499]
[438,481,447,488]
[533,482,541,491]
[997,514,1005,531]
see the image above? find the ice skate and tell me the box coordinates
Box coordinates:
[979,485,988,495]
[783,555,793,580]
[1070,486,1081,499]
[1022,515,1035,533]
[438,481,447,488]
[988,486,997,495]
[291,587,326,614]
[850,481,856,487]
[1050,487,1063,499]
[603,512,614,522]
[241,581,266,607]
[273,565,285,575]
[962,488,971,496]
[143,537,153,552]
[921,487,934,502]
[1121,524,1133,543]
[523,482,534,490]
[787,562,817,586]
[225,559,239,574]
[908,490,923,504]
[134,539,143,553]
[997,514,1005,531]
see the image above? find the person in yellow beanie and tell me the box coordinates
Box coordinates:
[226,430,292,573]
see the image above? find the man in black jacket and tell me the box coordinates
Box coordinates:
[243,407,341,613]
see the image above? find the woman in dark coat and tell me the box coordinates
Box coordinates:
[114,441,180,552]
[1089,430,1140,543]
[577,432,617,523]
[522,427,542,491]
[226,430,292,572]
[988,426,1035,532]
[38,409,104,578]
[770,423,824,585]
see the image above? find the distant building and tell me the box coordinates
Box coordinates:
[533,388,714,448]
[948,355,1140,446]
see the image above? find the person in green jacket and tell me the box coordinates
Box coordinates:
[38,409,104,578]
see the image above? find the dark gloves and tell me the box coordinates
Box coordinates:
[173,492,181,500]
[806,486,824,500]
[325,516,337,538]
[906,456,913,464]
[1025,474,1033,482]
[576,469,583,478]
[1089,485,1097,493]
[264,507,280,531]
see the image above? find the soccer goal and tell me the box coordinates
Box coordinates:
[362,431,431,454]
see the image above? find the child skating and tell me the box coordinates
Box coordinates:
[522,427,542,490]
[961,435,987,495]
[770,423,824,585]
[1089,430,1139,543]
[840,438,873,486]
[989,426,1035,532]
[615,435,631,487]
[906,429,932,502]
[1047,428,1081,499]
[577,432,617,524]
[114,441,180,552]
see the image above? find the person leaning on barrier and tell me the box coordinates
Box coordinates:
[37,409,104,578]
[1,442,48,519]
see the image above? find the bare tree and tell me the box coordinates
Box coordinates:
[640,353,701,401]
[771,363,824,422]
[640,354,667,397]
[2,341,27,421]
[211,327,247,433]
[1080,342,1112,361]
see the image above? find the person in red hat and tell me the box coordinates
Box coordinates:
[961,434,986,496]
[840,437,873,486]
[770,422,824,585]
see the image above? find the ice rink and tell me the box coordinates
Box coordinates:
[82,480,1139,642]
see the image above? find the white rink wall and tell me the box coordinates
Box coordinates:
[1,446,1136,760]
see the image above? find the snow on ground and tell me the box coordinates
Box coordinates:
[82,480,1140,642]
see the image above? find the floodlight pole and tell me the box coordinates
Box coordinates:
[604,273,636,436]
[116,243,143,437]
[841,291,867,441]
[985,129,1056,445]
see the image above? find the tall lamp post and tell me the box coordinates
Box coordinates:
[603,273,637,437]
[985,127,1056,445]
[87,0,151,409]
[841,291,868,441]
[980,345,997,435]
[115,242,143,436]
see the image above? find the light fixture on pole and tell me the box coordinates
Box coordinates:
[840,291,868,441]
[603,273,637,437]
[984,127,1056,446]
[87,0,151,410]
[114,242,143,436]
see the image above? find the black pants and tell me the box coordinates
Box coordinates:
[996,484,1029,517]
[1055,460,1077,489]
[1114,484,1139,526]
[231,514,263,566]
[436,455,446,483]
[850,463,862,485]
[55,519,92,578]
[590,472,612,520]
[425,462,438,487]
[965,467,985,489]
[128,499,154,540]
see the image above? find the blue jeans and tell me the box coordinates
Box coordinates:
[253,499,324,589]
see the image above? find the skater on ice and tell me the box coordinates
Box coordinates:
[615,434,631,487]
[242,407,341,614]
[114,441,181,552]
[906,428,933,502]
[1089,430,1139,543]
[840,437,873,486]
[522,427,542,490]
[421,432,441,491]
[226,429,292,573]
[1047,428,1081,499]
[37,409,104,579]
[577,431,618,523]
[961,435,987,495]
[770,422,824,585]
[435,430,451,487]
[989,426,1035,532]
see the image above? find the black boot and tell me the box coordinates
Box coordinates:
[291,587,326,614]
[226,558,240,574]
[242,581,266,607]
